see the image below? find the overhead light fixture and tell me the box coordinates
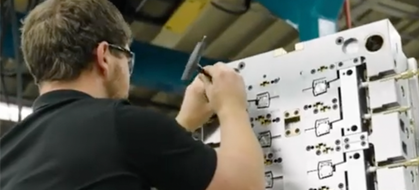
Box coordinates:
[0,102,33,122]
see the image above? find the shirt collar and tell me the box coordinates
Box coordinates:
[33,90,93,111]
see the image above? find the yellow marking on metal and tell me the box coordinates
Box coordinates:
[164,0,209,34]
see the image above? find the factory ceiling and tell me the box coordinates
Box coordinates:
[1,0,419,120]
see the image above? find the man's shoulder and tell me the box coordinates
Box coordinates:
[76,98,142,113]
[111,99,171,127]
[72,98,163,126]
[112,99,158,115]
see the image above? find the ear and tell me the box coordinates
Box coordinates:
[95,41,111,77]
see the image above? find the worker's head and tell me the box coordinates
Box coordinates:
[21,0,133,99]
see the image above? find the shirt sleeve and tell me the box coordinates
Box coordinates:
[114,101,217,190]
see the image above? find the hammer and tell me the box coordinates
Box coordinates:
[181,36,219,135]
[181,36,212,81]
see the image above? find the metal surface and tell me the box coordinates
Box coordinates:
[206,19,419,190]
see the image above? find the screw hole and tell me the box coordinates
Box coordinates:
[365,35,384,52]
[238,62,245,69]
[346,69,353,76]
[410,171,415,183]
[401,86,405,97]
[353,153,360,159]
[335,140,340,145]
[351,125,358,131]
[336,37,344,45]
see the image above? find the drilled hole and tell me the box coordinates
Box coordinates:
[238,62,245,69]
[365,35,384,52]
[353,153,360,159]
[336,37,344,45]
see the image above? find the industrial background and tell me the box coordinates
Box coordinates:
[1,0,419,137]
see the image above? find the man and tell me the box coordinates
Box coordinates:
[0,0,265,189]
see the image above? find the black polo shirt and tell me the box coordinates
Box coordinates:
[0,90,217,190]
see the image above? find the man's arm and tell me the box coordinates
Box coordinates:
[115,101,264,190]
[207,107,265,190]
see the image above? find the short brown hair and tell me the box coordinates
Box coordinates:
[21,0,132,84]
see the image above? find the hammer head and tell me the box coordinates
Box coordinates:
[181,36,207,81]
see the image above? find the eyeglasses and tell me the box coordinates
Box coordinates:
[108,44,135,75]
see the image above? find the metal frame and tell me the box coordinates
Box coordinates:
[221,19,419,190]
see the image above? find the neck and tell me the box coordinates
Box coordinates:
[39,75,107,98]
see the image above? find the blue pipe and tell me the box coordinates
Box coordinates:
[258,0,345,41]
[0,13,219,94]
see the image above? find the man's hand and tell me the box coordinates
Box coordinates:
[176,76,214,132]
[200,62,247,115]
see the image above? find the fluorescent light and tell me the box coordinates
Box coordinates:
[0,102,33,122]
